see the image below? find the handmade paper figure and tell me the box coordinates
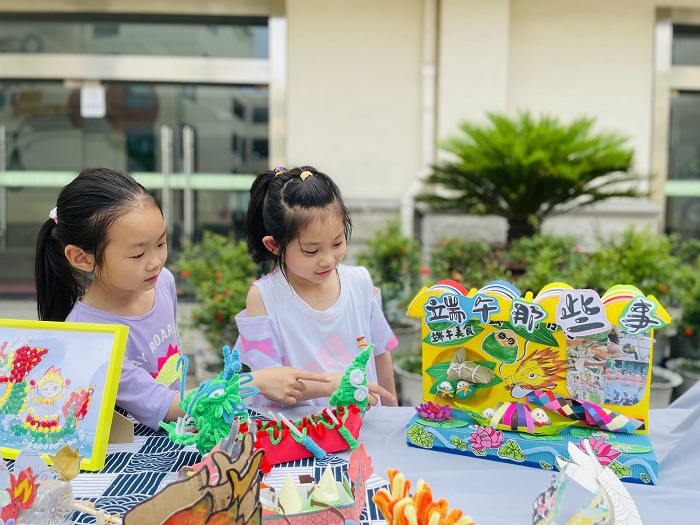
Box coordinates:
[373,468,477,525]
[163,338,371,473]
[260,443,375,524]
[532,441,642,525]
[124,432,263,525]
[405,280,670,485]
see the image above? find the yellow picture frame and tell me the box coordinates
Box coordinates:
[0,318,128,471]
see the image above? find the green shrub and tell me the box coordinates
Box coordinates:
[356,218,421,325]
[428,238,508,289]
[578,227,683,305]
[508,234,587,294]
[172,232,258,351]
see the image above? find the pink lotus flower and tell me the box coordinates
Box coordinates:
[416,401,453,422]
[578,436,621,466]
[469,426,504,451]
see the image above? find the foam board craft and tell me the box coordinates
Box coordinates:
[404,281,670,485]
[0,319,128,471]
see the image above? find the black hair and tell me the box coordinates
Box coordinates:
[245,165,351,269]
[35,168,160,321]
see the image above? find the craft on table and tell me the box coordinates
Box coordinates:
[0,318,128,471]
[404,280,669,485]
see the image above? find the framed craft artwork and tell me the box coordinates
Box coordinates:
[0,318,128,471]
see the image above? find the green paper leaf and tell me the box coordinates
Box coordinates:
[502,321,558,346]
[540,460,553,470]
[640,473,651,484]
[450,435,468,451]
[420,419,469,429]
[407,423,435,448]
[498,439,526,461]
[518,433,561,441]
[570,427,594,439]
[426,321,455,332]
[425,321,484,346]
[481,337,518,364]
[470,446,487,456]
[609,442,653,454]
[426,362,450,379]
[428,373,449,395]
[608,460,631,478]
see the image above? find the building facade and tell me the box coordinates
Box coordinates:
[1,0,699,288]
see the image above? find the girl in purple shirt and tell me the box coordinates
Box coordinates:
[35,168,184,429]
[35,168,331,427]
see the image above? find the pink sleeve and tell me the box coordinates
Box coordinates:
[234,310,286,369]
[370,291,398,356]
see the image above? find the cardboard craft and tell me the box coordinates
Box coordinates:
[123,432,263,525]
[0,319,128,471]
[404,281,669,485]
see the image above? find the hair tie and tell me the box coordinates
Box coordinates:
[274,166,287,176]
[300,171,313,181]
[49,207,58,224]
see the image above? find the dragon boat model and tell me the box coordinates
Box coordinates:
[162,337,375,473]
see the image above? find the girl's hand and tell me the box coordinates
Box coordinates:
[320,373,396,407]
[367,381,396,407]
[255,367,331,405]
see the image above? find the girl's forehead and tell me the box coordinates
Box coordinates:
[109,202,164,239]
[298,213,345,239]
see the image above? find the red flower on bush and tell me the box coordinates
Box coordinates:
[685,326,693,337]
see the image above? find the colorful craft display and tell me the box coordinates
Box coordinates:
[404,280,669,484]
[526,389,645,433]
[255,405,362,473]
[372,468,477,525]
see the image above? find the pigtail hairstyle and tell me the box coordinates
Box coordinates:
[245,165,351,270]
[35,168,159,321]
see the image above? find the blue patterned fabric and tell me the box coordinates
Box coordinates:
[7,414,388,524]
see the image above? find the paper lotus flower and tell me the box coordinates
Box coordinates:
[468,426,504,451]
[416,401,453,422]
[48,445,83,481]
[577,436,620,466]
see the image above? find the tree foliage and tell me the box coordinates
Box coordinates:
[419,112,642,242]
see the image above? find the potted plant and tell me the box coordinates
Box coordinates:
[576,227,686,367]
[392,347,424,407]
[172,231,258,380]
[667,258,700,398]
[418,112,641,243]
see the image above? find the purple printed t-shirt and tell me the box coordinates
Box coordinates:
[65,268,181,430]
